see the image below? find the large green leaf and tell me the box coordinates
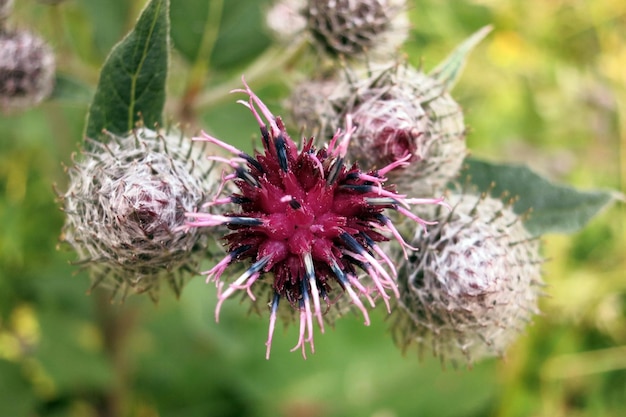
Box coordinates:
[170,0,271,71]
[460,157,621,236]
[84,0,170,140]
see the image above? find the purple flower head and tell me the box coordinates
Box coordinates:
[184,79,446,359]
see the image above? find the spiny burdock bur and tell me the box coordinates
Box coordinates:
[0,29,55,113]
[304,0,408,58]
[390,192,544,367]
[266,0,408,58]
[290,63,466,197]
[182,79,447,359]
[59,128,219,302]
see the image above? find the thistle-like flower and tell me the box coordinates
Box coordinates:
[184,80,446,358]
[290,64,466,196]
[304,0,408,58]
[60,128,217,302]
[391,193,543,366]
[0,29,55,113]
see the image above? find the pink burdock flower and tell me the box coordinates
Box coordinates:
[184,79,446,359]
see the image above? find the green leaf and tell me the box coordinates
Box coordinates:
[460,157,622,235]
[430,25,492,91]
[170,0,271,71]
[84,0,170,140]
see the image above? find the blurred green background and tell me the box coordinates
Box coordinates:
[1,0,624,416]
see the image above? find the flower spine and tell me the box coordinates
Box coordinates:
[60,128,218,302]
[391,193,544,366]
[184,79,446,359]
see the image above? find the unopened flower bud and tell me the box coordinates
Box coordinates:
[390,193,543,366]
[290,64,466,196]
[288,77,339,138]
[304,0,408,58]
[60,128,218,302]
[0,29,55,113]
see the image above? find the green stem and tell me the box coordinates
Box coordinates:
[178,0,224,124]
[94,292,138,417]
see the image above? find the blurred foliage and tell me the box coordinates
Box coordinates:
[0,0,624,417]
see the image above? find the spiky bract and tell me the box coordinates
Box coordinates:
[60,128,217,302]
[391,193,543,366]
[185,80,445,358]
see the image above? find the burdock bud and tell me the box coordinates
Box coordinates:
[289,77,339,138]
[304,0,409,58]
[391,193,543,366]
[290,64,466,196]
[60,128,218,302]
[0,29,55,113]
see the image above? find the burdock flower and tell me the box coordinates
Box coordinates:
[184,79,446,358]
[391,193,543,366]
[0,29,55,113]
[303,0,408,58]
[290,64,466,196]
[60,128,217,302]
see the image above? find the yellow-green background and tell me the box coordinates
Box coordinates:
[0,1,624,416]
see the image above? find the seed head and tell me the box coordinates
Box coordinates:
[290,64,467,196]
[0,29,55,113]
[303,0,408,58]
[60,128,218,302]
[390,193,543,366]
[184,79,446,359]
